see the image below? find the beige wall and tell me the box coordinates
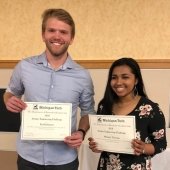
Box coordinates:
[0,0,170,60]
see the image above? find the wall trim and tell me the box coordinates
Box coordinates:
[0,59,170,69]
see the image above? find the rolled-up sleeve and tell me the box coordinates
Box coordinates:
[6,61,24,96]
[79,71,96,116]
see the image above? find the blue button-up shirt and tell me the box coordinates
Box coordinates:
[7,52,95,165]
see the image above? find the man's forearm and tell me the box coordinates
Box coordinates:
[77,115,90,140]
[78,114,90,132]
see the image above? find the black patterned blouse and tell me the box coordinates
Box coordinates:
[97,96,167,170]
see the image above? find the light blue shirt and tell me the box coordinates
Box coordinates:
[7,52,95,165]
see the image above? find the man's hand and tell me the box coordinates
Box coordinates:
[5,95,26,113]
[64,131,84,148]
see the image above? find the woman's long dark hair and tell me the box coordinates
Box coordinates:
[97,57,148,115]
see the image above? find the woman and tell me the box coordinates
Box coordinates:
[88,58,167,170]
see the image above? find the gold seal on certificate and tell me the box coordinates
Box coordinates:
[89,115,136,154]
[21,102,72,141]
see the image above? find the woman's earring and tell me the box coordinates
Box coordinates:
[134,85,138,96]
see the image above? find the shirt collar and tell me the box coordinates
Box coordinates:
[36,52,74,70]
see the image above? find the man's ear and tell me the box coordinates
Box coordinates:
[42,32,45,42]
[69,37,74,45]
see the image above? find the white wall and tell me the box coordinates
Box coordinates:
[89,68,170,148]
[0,68,170,151]
[89,69,170,128]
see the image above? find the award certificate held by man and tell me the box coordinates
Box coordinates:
[21,102,72,140]
[89,115,136,154]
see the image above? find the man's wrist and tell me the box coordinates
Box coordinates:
[78,128,86,140]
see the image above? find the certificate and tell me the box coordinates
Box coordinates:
[89,115,136,154]
[21,102,72,140]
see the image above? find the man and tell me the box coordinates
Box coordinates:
[4,8,95,170]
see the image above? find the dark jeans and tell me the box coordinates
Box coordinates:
[17,155,79,170]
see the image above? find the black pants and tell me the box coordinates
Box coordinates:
[17,155,79,170]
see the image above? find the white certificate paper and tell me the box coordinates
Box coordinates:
[21,102,72,140]
[89,115,136,154]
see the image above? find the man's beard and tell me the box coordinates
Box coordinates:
[46,43,69,58]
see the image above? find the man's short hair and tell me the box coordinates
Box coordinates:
[41,8,75,37]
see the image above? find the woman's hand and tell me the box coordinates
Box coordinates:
[88,137,102,153]
[131,139,146,156]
